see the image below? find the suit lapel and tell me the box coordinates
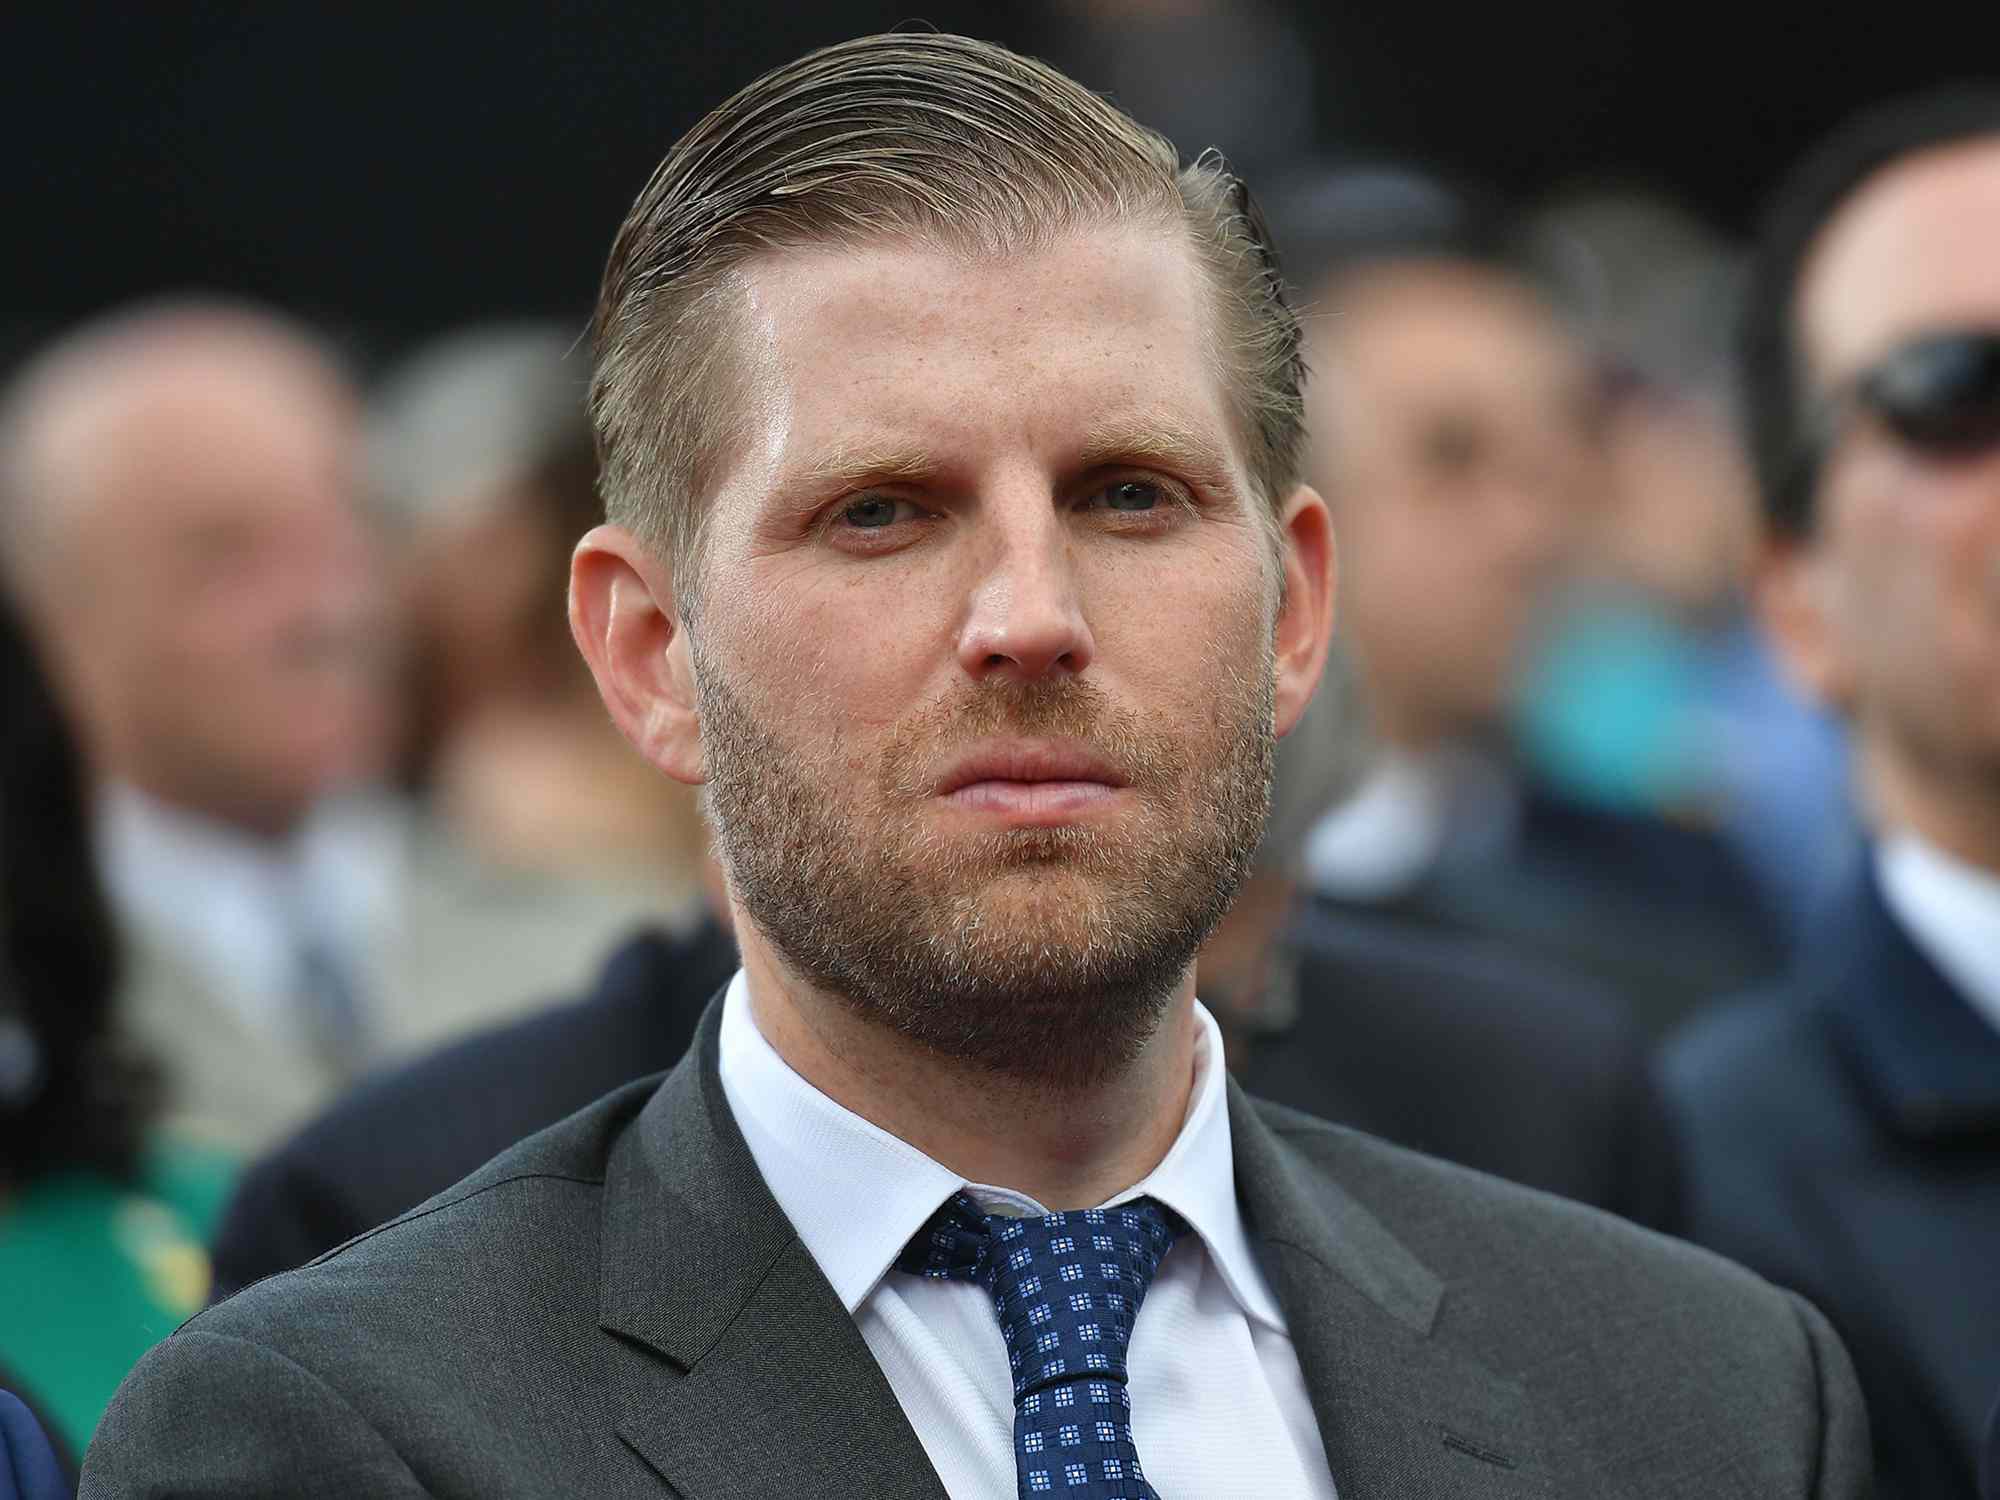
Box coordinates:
[1230,1085,1550,1498]
[1816,862,2000,1137]
[599,997,948,1500]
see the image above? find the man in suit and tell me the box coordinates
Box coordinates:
[0,303,662,1156]
[1272,166,1787,1038]
[88,33,1866,1496]
[0,302,403,1152]
[1659,89,2000,1499]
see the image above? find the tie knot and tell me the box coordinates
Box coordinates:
[897,1193,1186,1402]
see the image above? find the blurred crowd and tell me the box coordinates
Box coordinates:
[0,13,1995,1500]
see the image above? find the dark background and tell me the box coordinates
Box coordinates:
[7,2,1994,360]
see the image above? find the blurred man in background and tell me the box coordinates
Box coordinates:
[1524,189,1856,942]
[1200,652,1674,1226]
[1662,89,2000,1498]
[0,302,402,1152]
[1280,167,1786,1033]
[0,303,674,1156]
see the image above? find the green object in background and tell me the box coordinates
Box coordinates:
[0,1134,236,1458]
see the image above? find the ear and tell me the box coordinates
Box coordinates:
[1755,534,1855,715]
[568,524,705,785]
[1271,484,1338,739]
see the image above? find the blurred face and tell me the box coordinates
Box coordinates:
[1786,139,2000,783]
[52,357,392,835]
[678,226,1327,1085]
[1307,261,1596,745]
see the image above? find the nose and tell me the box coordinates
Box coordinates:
[955,497,1096,683]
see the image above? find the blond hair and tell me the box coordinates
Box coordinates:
[590,31,1305,603]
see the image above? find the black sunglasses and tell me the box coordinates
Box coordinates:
[1789,329,2000,508]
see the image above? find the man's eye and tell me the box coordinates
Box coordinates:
[1100,480,1161,512]
[840,496,908,529]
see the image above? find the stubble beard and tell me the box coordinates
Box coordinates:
[695,638,1275,1093]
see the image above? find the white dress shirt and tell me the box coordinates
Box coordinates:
[1878,834,2000,1039]
[95,781,400,1044]
[717,972,1338,1498]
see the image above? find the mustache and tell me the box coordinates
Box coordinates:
[881,677,1179,798]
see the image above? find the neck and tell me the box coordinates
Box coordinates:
[735,923,1199,1211]
[1861,732,2000,876]
[115,769,309,847]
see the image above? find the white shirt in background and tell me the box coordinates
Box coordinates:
[1304,745,1518,903]
[94,780,400,1045]
[1878,834,2000,1039]
[716,971,1339,1499]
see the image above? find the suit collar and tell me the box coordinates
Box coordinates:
[1229,1086,1549,1493]
[599,993,949,1500]
[1811,859,2000,1139]
[598,989,1545,1496]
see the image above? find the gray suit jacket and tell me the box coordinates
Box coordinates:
[84,999,1869,1498]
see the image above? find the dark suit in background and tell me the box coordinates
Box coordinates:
[0,1388,69,1500]
[91,998,1867,1497]
[214,903,1672,1298]
[1244,903,1675,1229]
[1322,783,1789,1040]
[1662,864,2000,1498]
[208,920,737,1301]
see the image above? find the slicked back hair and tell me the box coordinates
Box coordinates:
[589,31,1305,608]
[1740,86,2000,537]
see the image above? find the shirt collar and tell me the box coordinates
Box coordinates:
[715,971,1288,1332]
[1877,834,2000,1040]
[94,781,404,1034]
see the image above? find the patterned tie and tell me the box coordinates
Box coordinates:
[897,1192,1186,1498]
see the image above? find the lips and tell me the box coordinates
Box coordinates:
[934,740,1130,797]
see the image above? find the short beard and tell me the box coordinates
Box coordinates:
[695,643,1274,1094]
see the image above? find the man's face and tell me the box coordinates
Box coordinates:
[56,360,393,833]
[1307,262,1595,745]
[1790,138,2000,777]
[684,225,1299,1085]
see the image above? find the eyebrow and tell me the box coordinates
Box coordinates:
[797,440,939,493]
[1074,415,1240,491]
[790,415,1242,498]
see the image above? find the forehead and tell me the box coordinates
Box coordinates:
[1798,136,2000,381]
[1308,263,1584,432]
[75,363,354,530]
[717,224,1246,500]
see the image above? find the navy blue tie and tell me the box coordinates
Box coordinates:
[897,1192,1185,1498]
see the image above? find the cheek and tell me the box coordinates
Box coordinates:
[1085,543,1269,711]
[724,555,953,733]
[1923,469,2000,589]
[1824,463,1995,672]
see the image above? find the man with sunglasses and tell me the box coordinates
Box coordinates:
[1662,89,2000,1500]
